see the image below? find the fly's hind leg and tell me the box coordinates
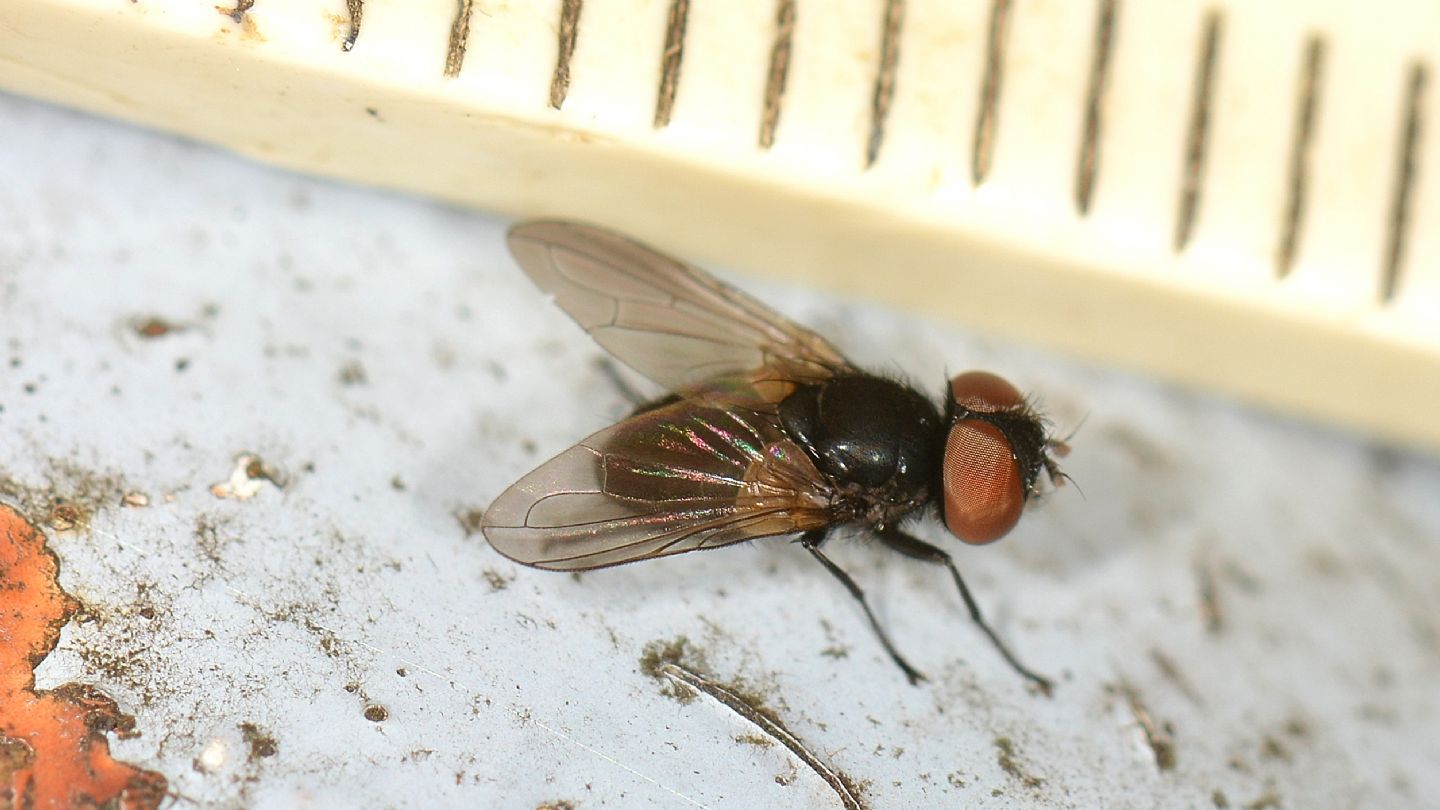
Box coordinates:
[800,531,926,685]
[878,528,1053,695]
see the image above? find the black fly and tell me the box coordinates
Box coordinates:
[483,221,1067,692]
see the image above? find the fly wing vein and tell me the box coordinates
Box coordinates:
[508,221,853,391]
[482,397,835,570]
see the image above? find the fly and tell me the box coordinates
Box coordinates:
[482,221,1069,693]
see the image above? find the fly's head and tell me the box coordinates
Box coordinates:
[938,371,1069,545]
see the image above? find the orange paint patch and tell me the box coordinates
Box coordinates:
[0,504,167,809]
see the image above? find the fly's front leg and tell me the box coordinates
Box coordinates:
[879,528,1053,695]
[800,530,926,685]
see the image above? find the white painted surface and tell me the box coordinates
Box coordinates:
[2,91,1438,809]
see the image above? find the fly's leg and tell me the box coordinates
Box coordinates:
[594,357,679,415]
[879,528,1054,695]
[800,531,926,685]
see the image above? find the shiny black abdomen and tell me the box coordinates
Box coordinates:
[778,375,944,509]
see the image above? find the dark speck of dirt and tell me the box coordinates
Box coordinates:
[639,637,705,704]
[238,722,277,759]
[396,667,408,677]
[193,517,230,563]
[1284,716,1311,739]
[994,737,1044,789]
[174,358,190,372]
[536,802,577,810]
[1259,735,1290,763]
[132,317,181,339]
[1212,789,1230,808]
[245,457,283,486]
[47,502,85,532]
[639,636,698,679]
[363,705,389,723]
[1221,559,1264,594]
[455,508,486,537]
[483,569,514,591]
[218,0,254,24]
[338,361,368,386]
[1152,728,1178,771]
[735,733,774,748]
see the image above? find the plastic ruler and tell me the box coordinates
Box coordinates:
[1,1,1437,450]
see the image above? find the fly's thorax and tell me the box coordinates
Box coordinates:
[778,375,944,510]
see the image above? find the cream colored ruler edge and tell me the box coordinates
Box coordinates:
[2,0,1438,451]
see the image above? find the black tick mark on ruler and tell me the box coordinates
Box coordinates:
[1382,62,1427,304]
[1175,11,1223,252]
[1076,0,1118,214]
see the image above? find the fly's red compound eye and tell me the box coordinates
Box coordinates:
[943,371,1026,544]
[949,370,1024,413]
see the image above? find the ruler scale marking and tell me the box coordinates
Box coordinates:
[1076,0,1118,214]
[444,0,475,78]
[758,0,796,149]
[1175,10,1222,252]
[549,0,584,110]
[654,0,691,129]
[972,0,1013,185]
[7,1,1438,450]
[1382,62,1428,303]
[1276,35,1325,278]
[865,0,905,168]
[343,0,363,52]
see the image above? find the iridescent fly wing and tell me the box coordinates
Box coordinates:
[482,391,837,570]
[507,221,854,391]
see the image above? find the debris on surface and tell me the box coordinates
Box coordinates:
[0,504,168,808]
[455,507,486,536]
[642,639,866,810]
[1121,680,1178,771]
[45,501,86,532]
[130,316,185,339]
[238,722,278,760]
[994,737,1045,790]
[210,453,286,500]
